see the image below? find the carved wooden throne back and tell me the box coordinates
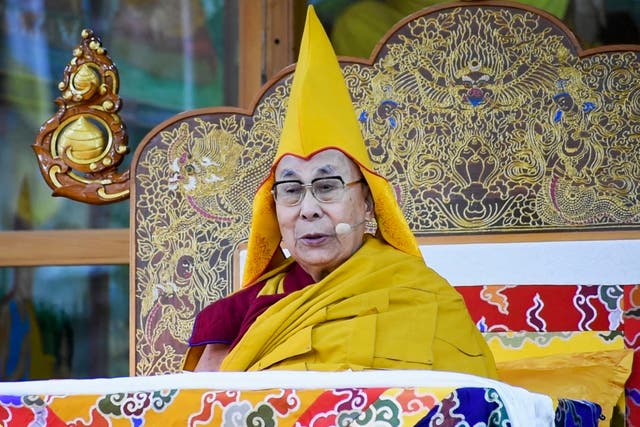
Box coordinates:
[130,2,640,375]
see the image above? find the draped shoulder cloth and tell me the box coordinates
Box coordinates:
[221,237,497,378]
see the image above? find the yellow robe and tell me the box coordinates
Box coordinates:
[220,236,497,378]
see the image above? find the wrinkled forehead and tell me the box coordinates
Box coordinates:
[274,149,360,180]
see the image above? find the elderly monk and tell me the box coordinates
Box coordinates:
[183,6,497,378]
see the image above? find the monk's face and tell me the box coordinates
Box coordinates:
[273,149,373,282]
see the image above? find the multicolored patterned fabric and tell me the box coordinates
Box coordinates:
[554,399,603,427]
[459,283,638,425]
[417,388,602,427]
[0,386,599,426]
[415,387,512,426]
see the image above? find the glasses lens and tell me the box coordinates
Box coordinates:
[276,182,304,205]
[312,177,344,202]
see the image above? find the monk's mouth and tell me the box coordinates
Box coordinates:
[299,234,331,245]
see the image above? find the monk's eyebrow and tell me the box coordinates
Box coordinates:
[315,164,337,176]
[278,169,299,179]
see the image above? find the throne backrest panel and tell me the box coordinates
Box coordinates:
[131,0,640,390]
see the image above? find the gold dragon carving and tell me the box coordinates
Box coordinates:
[349,6,640,233]
[33,29,129,204]
[133,110,280,374]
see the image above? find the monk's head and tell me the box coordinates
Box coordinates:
[241,6,420,286]
[272,149,374,281]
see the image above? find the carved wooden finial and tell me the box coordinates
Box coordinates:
[33,29,130,204]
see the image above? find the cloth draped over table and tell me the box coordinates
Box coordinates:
[0,370,603,426]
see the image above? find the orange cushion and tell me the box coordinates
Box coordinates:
[497,349,633,426]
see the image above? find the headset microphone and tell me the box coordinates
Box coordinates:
[335,220,365,235]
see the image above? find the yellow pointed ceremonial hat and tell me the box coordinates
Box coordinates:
[242,5,421,286]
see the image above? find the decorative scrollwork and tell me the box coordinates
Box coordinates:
[33,29,130,204]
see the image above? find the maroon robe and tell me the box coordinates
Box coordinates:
[189,262,314,350]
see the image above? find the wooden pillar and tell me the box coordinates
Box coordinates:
[238,0,264,108]
[238,0,299,109]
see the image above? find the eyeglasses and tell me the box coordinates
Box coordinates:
[272,175,364,206]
